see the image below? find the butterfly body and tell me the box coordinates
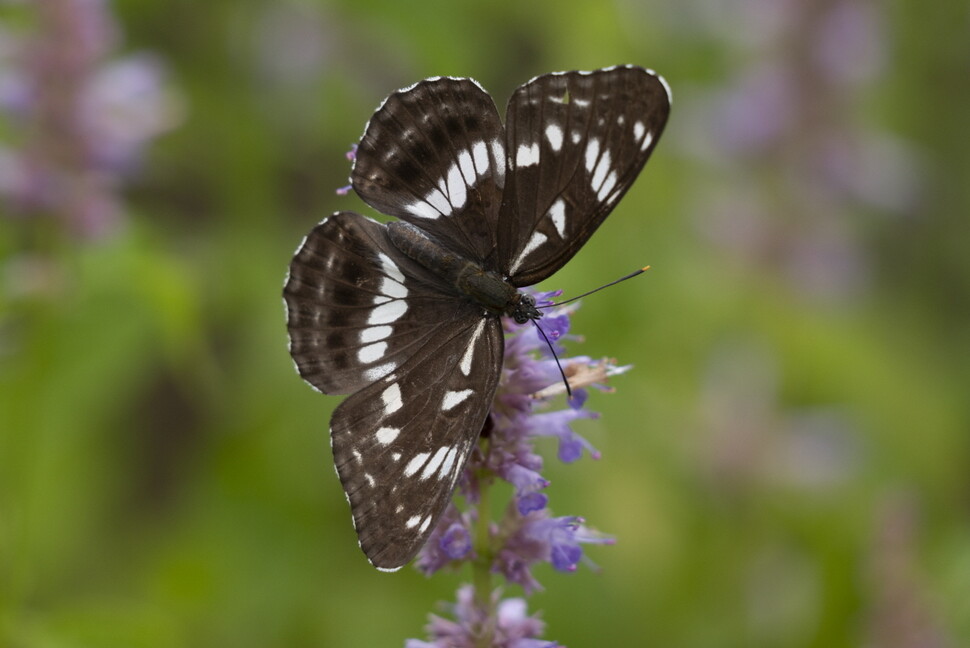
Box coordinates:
[284,65,670,570]
[387,221,540,323]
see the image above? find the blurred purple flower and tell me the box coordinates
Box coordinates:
[713,64,797,157]
[813,0,886,85]
[812,132,922,214]
[680,0,920,304]
[0,0,181,238]
[865,494,952,647]
[697,340,864,494]
[251,3,330,88]
[79,54,178,171]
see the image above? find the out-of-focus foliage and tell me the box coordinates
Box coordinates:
[2,0,968,646]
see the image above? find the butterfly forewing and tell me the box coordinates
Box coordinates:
[352,77,507,266]
[498,66,670,285]
[331,315,503,570]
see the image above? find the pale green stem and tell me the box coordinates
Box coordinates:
[472,459,496,646]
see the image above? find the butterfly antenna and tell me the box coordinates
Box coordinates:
[531,320,572,398]
[540,266,651,309]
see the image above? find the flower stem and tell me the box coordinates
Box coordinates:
[472,462,495,646]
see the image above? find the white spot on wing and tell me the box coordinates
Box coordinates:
[472,141,489,175]
[490,139,506,184]
[376,426,400,445]
[379,277,408,300]
[516,142,540,167]
[364,361,396,382]
[509,231,548,274]
[545,124,563,152]
[421,446,452,480]
[640,130,654,152]
[378,253,405,284]
[548,199,566,237]
[404,452,429,477]
[442,389,473,411]
[598,170,618,201]
[444,162,467,210]
[406,185,453,219]
[406,515,421,529]
[591,150,612,195]
[381,384,402,415]
[358,342,387,363]
[405,199,441,219]
[361,325,392,343]
[427,187,454,214]
[584,138,600,172]
[368,300,407,325]
[633,121,645,141]
[458,149,475,184]
[440,447,458,479]
[460,320,486,375]
[419,516,432,533]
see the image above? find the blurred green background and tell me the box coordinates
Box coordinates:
[2,0,969,646]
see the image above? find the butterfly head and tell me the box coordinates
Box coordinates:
[507,291,541,324]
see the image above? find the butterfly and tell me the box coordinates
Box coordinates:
[283,65,670,571]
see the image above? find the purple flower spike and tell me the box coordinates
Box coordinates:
[416,505,472,575]
[495,548,546,594]
[441,522,472,560]
[517,492,548,515]
[567,389,588,410]
[501,463,549,496]
[537,314,571,348]
[334,144,359,195]
[556,437,584,464]
[551,543,583,572]
[407,586,554,648]
[525,409,600,463]
[410,290,628,646]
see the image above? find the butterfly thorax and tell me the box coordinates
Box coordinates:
[387,221,541,324]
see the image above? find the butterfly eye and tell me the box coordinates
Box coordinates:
[509,292,539,324]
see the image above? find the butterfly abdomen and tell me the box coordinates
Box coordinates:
[387,221,464,278]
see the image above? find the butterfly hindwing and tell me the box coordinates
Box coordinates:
[331,316,504,570]
[285,211,464,395]
[352,77,507,267]
[284,210,505,570]
[498,66,671,285]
